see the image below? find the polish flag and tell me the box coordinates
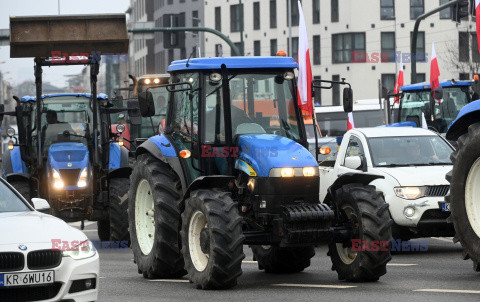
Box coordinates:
[347,112,355,130]
[430,41,441,99]
[393,62,404,103]
[476,1,480,53]
[296,0,313,116]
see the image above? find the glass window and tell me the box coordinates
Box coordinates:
[410,0,424,20]
[254,40,261,56]
[368,136,453,167]
[381,32,395,63]
[313,0,320,24]
[204,71,300,144]
[343,136,364,165]
[332,75,340,106]
[253,2,260,30]
[215,7,221,31]
[270,0,277,28]
[440,0,453,19]
[313,75,321,106]
[316,110,387,137]
[230,4,243,32]
[292,37,299,61]
[331,0,339,22]
[287,0,300,26]
[459,32,469,62]
[0,181,30,213]
[410,31,425,62]
[332,33,366,64]
[270,39,277,56]
[313,35,321,65]
[472,33,480,62]
[381,0,395,20]
[416,73,426,82]
[170,73,200,140]
[381,74,396,92]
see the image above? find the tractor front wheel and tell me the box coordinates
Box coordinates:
[108,177,130,243]
[328,184,392,282]
[181,190,244,289]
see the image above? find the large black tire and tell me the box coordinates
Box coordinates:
[109,178,130,243]
[128,154,186,278]
[181,190,245,289]
[446,122,480,272]
[328,184,392,282]
[251,245,315,273]
[10,180,31,203]
[97,218,110,241]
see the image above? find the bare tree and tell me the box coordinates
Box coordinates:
[444,35,480,78]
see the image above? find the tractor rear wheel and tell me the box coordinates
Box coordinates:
[446,122,480,272]
[128,154,186,279]
[10,180,31,203]
[328,184,392,282]
[181,190,244,289]
[109,177,130,243]
[251,245,315,273]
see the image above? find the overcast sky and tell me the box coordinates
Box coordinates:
[0,0,129,87]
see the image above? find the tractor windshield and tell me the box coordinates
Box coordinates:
[36,96,92,153]
[204,71,301,144]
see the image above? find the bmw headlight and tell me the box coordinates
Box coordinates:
[394,187,427,200]
[62,240,96,260]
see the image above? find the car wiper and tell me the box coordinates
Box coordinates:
[379,164,414,167]
[425,162,451,166]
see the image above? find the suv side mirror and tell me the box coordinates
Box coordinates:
[344,156,362,170]
[138,91,156,117]
[31,198,50,212]
[433,87,443,100]
[127,99,142,125]
[343,88,353,113]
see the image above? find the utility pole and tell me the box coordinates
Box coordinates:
[58,0,60,15]
[288,0,292,56]
[239,0,244,56]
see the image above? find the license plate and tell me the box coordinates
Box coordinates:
[440,202,450,212]
[0,271,54,287]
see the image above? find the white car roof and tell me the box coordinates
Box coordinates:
[351,127,438,138]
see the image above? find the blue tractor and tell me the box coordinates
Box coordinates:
[445,98,480,272]
[128,57,392,289]
[1,14,132,241]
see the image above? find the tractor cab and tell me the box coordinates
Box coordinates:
[398,80,472,132]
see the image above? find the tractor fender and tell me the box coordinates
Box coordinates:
[136,136,186,193]
[2,146,28,178]
[323,172,384,205]
[108,143,130,170]
[5,173,31,183]
[108,167,132,179]
[446,99,480,141]
[181,175,235,211]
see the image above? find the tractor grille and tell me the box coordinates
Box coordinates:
[426,185,450,197]
[27,250,62,270]
[0,252,24,272]
[0,282,62,302]
[60,169,80,186]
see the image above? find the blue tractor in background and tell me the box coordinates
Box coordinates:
[128,57,392,289]
[1,14,132,241]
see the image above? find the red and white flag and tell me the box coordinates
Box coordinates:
[476,0,480,54]
[430,41,441,99]
[393,59,404,103]
[347,112,355,130]
[296,0,313,116]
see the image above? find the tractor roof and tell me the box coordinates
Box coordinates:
[167,56,299,72]
[400,80,471,92]
[20,93,108,102]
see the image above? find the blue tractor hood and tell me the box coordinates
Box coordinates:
[236,134,317,177]
[48,142,89,171]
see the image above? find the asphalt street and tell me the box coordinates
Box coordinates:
[71,221,480,302]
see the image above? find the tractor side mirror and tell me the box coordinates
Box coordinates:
[343,88,353,113]
[138,91,156,117]
[127,99,142,125]
[433,87,443,100]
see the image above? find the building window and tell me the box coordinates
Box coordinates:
[181,48,186,59]
[332,33,366,64]
[459,32,469,62]
[287,0,300,26]
[168,49,174,64]
[313,0,320,24]
[288,37,299,61]
[232,42,243,56]
[192,10,199,27]
[215,44,223,57]
[416,73,426,82]
[381,74,396,92]
[410,31,425,62]
[254,41,261,56]
[231,4,244,32]
[459,73,470,80]
[331,0,339,22]
[167,0,173,5]
[440,0,453,19]
[313,35,321,65]
[380,0,395,20]
[253,2,260,30]
[410,0,424,20]
[332,75,340,106]
[381,32,395,63]
[270,0,277,28]
[215,7,221,31]
[472,33,480,62]
[270,39,277,56]
[313,76,321,106]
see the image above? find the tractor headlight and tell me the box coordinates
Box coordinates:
[77,168,88,188]
[144,78,151,85]
[269,167,318,177]
[62,240,96,260]
[52,169,64,189]
[280,168,295,177]
[394,187,427,200]
[302,167,317,177]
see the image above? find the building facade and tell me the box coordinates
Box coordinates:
[203,0,476,104]
[129,0,156,76]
